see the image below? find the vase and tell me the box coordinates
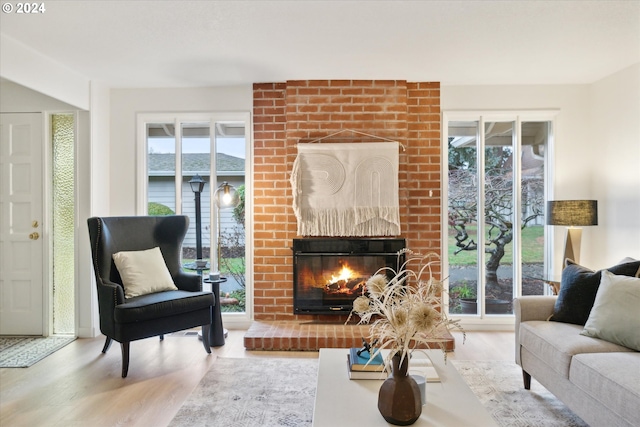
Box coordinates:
[377,353,422,425]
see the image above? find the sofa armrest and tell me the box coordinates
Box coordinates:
[514,296,557,365]
[514,295,557,323]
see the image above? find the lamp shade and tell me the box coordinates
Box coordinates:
[214,181,238,208]
[546,200,598,226]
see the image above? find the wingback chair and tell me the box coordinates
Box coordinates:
[87,215,214,377]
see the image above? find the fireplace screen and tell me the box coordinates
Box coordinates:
[293,238,406,315]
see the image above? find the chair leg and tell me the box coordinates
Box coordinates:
[102,336,113,354]
[522,369,532,390]
[201,324,212,353]
[159,334,164,341]
[121,342,130,378]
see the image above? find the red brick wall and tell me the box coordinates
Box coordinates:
[252,80,441,321]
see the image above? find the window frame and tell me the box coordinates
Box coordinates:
[136,112,253,327]
[442,110,558,329]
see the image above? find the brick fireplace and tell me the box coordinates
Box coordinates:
[246,80,447,350]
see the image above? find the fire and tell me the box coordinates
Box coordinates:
[323,262,367,297]
[329,265,356,284]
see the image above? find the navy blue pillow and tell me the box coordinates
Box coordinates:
[550,259,640,325]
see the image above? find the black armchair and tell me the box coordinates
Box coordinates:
[87,215,214,377]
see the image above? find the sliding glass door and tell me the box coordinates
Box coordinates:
[444,113,553,322]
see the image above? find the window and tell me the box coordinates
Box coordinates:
[137,113,252,325]
[52,113,75,334]
[443,112,556,324]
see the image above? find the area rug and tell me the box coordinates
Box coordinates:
[0,335,76,368]
[169,358,318,427]
[452,360,588,427]
[170,357,588,427]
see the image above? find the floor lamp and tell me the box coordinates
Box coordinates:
[212,181,238,278]
[547,200,598,266]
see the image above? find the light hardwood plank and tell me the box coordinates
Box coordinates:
[0,330,514,426]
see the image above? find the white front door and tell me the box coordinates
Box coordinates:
[0,113,44,335]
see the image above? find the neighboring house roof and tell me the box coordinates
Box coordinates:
[504,145,544,179]
[149,153,244,176]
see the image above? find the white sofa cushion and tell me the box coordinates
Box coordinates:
[519,320,633,378]
[570,352,640,427]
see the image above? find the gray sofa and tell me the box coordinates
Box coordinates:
[514,295,640,427]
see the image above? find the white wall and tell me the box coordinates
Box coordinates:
[0,34,90,110]
[442,67,640,270]
[76,81,112,338]
[76,110,95,338]
[109,86,253,215]
[588,64,640,267]
[0,79,78,112]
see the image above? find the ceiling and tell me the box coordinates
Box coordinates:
[1,1,638,88]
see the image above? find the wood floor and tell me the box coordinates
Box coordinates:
[0,329,515,427]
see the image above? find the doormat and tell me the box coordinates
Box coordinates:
[0,335,76,368]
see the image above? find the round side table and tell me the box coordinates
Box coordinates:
[183,261,210,273]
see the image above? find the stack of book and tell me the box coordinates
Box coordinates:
[346,347,388,380]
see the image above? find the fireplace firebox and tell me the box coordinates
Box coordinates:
[292,238,406,315]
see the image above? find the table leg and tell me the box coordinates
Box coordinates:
[209,281,226,346]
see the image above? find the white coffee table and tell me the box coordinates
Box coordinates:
[312,348,498,427]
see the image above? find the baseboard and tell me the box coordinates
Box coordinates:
[77,326,99,338]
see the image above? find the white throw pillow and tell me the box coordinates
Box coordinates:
[581,270,640,351]
[112,247,178,298]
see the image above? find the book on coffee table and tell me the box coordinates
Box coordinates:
[348,347,385,371]
[346,355,388,380]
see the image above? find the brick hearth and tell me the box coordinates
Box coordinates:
[243,321,455,352]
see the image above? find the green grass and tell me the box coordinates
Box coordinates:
[220,257,245,273]
[448,225,543,266]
